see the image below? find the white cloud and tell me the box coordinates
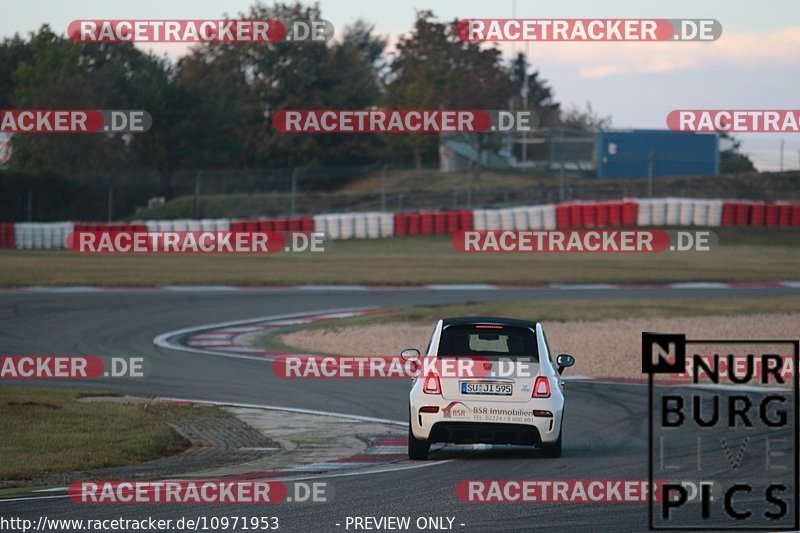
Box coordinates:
[135,42,193,61]
[496,26,800,79]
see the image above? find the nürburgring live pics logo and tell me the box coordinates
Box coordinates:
[643,332,799,530]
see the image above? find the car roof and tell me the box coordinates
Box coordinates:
[441,316,539,328]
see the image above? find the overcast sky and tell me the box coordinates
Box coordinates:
[4,0,799,170]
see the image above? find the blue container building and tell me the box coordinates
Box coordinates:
[596,129,719,179]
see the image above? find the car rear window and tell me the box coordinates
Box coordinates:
[437,324,538,361]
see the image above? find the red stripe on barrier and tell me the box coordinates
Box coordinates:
[446,211,460,233]
[734,202,750,226]
[609,202,624,227]
[433,212,447,234]
[569,203,583,228]
[621,201,637,227]
[791,205,800,227]
[750,202,765,227]
[459,210,474,231]
[778,205,792,228]
[721,202,735,226]
[764,204,779,227]
[407,213,420,235]
[581,204,596,228]
[555,204,570,229]
[394,213,408,237]
[419,212,434,235]
[595,203,609,227]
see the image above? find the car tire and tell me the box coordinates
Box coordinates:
[408,412,430,460]
[540,422,563,458]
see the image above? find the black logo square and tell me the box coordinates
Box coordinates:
[642,332,686,374]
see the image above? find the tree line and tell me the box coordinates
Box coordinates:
[0,4,592,179]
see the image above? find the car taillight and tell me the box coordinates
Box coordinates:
[532,376,551,398]
[423,373,441,395]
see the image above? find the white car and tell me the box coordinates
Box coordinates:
[403,317,574,460]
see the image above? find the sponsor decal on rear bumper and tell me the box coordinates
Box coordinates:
[439,401,538,424]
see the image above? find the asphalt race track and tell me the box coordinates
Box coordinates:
[1,286,798,532]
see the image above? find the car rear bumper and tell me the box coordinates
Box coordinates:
[429,422,542,445]
[409,395,563,444]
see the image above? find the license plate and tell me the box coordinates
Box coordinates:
[461,382,512,395]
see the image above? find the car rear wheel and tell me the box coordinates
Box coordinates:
[540,422,562,458]
[408,411,430,460]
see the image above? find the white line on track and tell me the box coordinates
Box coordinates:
[668,282,729,289]
[152,307,380,361]
[0,494,71,503]
[4,281,800,293]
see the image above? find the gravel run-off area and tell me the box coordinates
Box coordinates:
[281,314,800,379]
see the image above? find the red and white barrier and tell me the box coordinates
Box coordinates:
[2,198,798,250]
[0,223,15,249]
[13,222,74,249]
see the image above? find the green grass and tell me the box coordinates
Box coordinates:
[137,191,385,220]
[260,296,800,353]
[0,387,192,483]
[338,169,800,197]
[132,169,800,219]
[0,227,798,287]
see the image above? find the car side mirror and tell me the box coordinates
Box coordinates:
[556,354,575,374]
[401,348,421,362]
